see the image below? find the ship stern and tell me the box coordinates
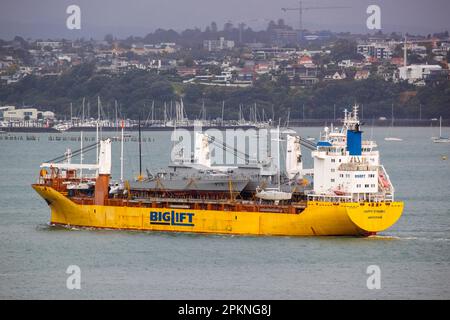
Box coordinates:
[346,201,403,235]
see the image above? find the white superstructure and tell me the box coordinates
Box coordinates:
[309,105,394,202]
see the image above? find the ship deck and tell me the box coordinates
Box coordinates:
[69,195,307,214]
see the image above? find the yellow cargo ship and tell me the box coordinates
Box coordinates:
[32,184,402,236]
[32,105,403,236]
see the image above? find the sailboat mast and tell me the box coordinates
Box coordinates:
[391,103,394,127]
[164,102,167,124]
[115,100,118,129]
[82,97,85,124]
[151,100,155,124]
[221,101,224,126]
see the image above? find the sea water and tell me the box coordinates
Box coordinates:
[0,127,449,299]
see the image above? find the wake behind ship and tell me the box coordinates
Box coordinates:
[32,105,403,236]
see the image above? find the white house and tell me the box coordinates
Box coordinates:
[398,64,442,84]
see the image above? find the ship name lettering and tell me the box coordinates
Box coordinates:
[364,210,385,214]
[150,210,194,226]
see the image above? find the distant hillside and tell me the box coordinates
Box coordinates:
[1,63,449,121]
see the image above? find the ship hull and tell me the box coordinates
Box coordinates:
[32,185,403,237]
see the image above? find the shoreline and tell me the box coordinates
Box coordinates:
[1,119,448,133]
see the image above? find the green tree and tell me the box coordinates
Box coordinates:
[330,39,364,62]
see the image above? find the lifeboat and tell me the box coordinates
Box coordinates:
[255,187,292,201]
[379,173,390,188]
[333,189,346,196]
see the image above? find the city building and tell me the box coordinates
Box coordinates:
[324,71,347,81]
[283,64,319,86]
[1,106,54,121]
[203,37,235,51]
[357,42,393,60]
[177,66,198,77]
[398,64,444,85]
[354,70,371,80]
[36,41,62,50]
[272,29,298,46]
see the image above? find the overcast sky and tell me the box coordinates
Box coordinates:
[0,0,449,39]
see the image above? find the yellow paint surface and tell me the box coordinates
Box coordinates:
[32,185,403,236]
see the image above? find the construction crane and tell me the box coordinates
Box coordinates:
[401,36,441,67]
[281,1,350,33]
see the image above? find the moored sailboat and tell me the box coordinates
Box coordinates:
[433,116,450,143]
[384,104,403,141]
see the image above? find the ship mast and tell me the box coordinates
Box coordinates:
[96,96,100,167]
[138,115,142,180]
[80,131,83,180]
[277,125,281,190]
[120,120,124,182]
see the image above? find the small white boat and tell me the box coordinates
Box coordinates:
[281,128,297,134]
[384,137,403,141]
[54,123,72,132]
[109,182,125,194]
[66,182,92,190]
[255,187,292,201]
[433,137,450,143]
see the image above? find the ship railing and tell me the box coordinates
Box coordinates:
[305,191,393,203]
[362,140,377,147]
[360,193,393,203]
[305,191,353,202]
[383,192,394,202]
[38,172,97,185]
